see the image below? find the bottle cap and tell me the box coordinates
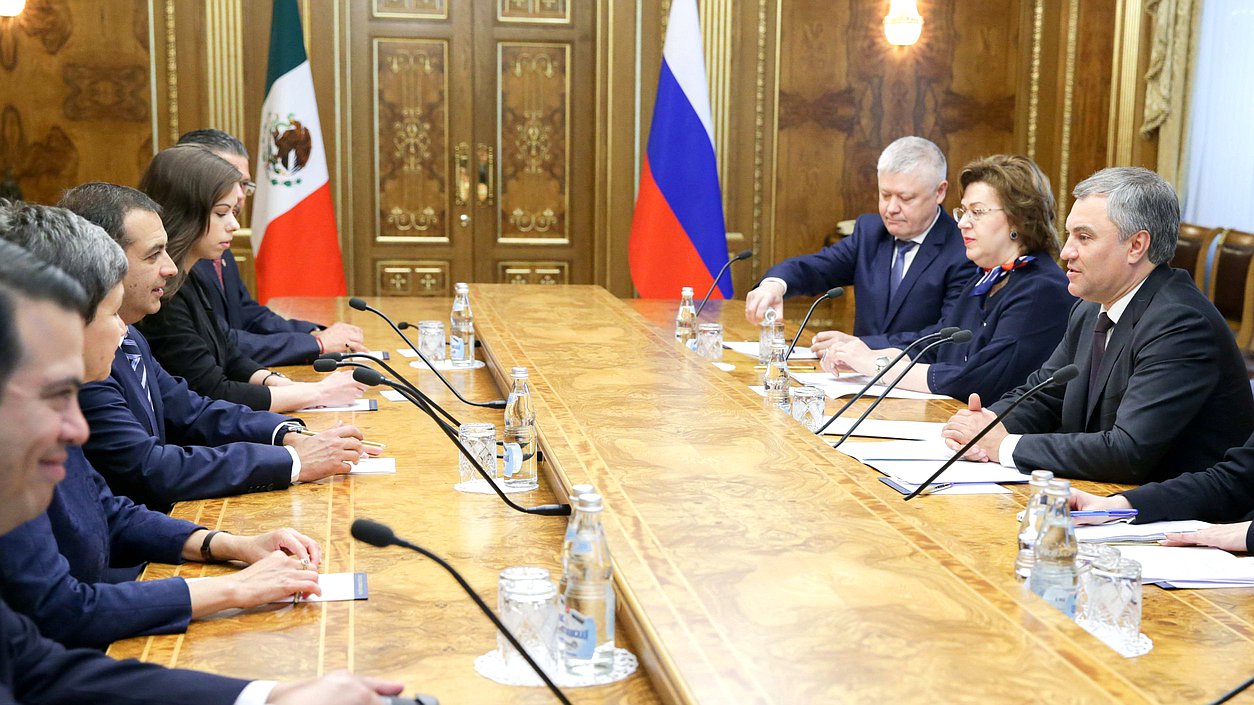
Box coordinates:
[575,492,603,512]
[1045,478,1071,496]
[681,286,694,297]
[511,366,529,379]
[1029,470,1054,485]
[570,483,594,498]
[455,282,469,292]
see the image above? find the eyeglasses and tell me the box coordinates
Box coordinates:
[953,206,1004,223]
[241,180,256,197]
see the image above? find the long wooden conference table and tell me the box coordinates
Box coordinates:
[108,285,1254,704]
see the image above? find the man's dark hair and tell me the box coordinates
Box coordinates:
[0,239,89,388]
[178,128,249,158]
[58,183,162,249]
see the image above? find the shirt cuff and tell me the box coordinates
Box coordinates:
[272,420,305,445]
[761,276,788,296]
[284,445,302,484]
[998,435,1021,469]
[234,681,278,705]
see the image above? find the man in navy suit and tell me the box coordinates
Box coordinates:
[942,167,1253,484]
[745,136,973,354]
[178,129,367,365]
[59,184,373,512]
[0,241,402,703]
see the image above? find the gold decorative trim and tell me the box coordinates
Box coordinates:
[1058,0,1080,224]
[1026,0,1044,159]
[372,37,452,245]
[496,41,571,246]
[767,0,782,276]
[335,0,351,291]
[165,0,178,145]
[375,259,450,297]
[497,260,570,285]
[373,0,448,20]
[497,0,571,25]
[205,0,246,152]
[752,0,769,280]
[1107,0,1145,165]
[702,0,732,202]
[146,0,160,156]
[599,0,611,290]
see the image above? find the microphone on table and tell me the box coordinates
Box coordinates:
[831,329,973,447]
[694,249,753,318]
[902,364,1079,501]
[351,367,570,516]
[352,519,571,705]
[784,287,844,360]
[314,355,461,427]
[814,326,960,435]
[348,297,506,410]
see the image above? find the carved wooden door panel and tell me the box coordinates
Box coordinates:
[354,0,593,296]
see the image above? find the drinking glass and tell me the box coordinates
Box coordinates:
[497,566,559,673]
[790,385,826,431]
[417,320,446,362]
[457,422,496,484]
[695,323,724,361]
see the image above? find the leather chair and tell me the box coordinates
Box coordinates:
[1174,222,1223,289]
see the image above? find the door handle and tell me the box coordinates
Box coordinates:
[454,143,471,207]
[476,143,495,205]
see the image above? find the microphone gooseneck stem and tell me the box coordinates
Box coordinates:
[694,252,749,318]
[901,368,1073,501]
[389,535,573,705]
[832,334,962,447]
[330,358,461,427]
[356,300,506,409]
[814,328,955,435]
[374,375,569,516]
[785,292,832,360]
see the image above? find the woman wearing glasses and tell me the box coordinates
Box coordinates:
[135,144,365,412]
[818,154,1074,400]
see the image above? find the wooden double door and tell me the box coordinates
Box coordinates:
[350,0,595,296]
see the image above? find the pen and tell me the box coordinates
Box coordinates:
[294,428,385,450]
[917,482,953,495]
[1071,509,1138,518]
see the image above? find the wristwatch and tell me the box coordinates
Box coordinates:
[874,356,890,374]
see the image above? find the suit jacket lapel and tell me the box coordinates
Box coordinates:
[871,235,894,325]
[1083,265,1173,423]
[884,235,940,325]
[113,347,159,437]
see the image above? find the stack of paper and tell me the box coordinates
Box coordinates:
[723,341,819,360]
[859,458,1028,485]
[790,372,949,401]
[877,476,1010,495]
[819,417,945,441]
[1115,545,1254,589]
[1075,520,1208,544]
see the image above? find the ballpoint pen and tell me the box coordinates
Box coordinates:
[1071,509,1138,518]
[917,482,953,495]
[294,427,385,450]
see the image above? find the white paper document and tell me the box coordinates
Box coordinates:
[877,476,1010,495]
[790,372,950,400]
[861,458,1029,485]
[349,457,396,475]
[1115,545,1254,588]
[397,348,418,357]
[1075,520,1208,544]
[723,341,819,360]
[295,398,378,413]
[838,439,955,462]
[188,572,370,602]
[818,417,945,441]
[360,351,391,360]
[379,389,408,402]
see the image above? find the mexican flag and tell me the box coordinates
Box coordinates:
[250,0,346,303]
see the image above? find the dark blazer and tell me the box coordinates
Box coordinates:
[0,448,198,649]
[192,252,322,366]
[991,265,1254,484]
[1121,430,1254,550]
[0,599,248,703]
[80,326,295,512]
[136,273,270,410]
[893,254,1074,400]
[763,211,974,338]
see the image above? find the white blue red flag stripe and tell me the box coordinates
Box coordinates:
[628,0,731,299]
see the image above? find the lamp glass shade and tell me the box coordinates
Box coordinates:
[884,0,923,46]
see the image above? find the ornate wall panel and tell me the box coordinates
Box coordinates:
[497,42,569,244]
[375,259,450,296]
[496,260,568,285]
[373,0,446,20]
[374,38,450,243]
[498,0,569,24]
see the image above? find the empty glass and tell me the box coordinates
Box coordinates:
[695,323,724,361]
[457,422,496,484]
[1077,552,1146,655]
[498,566,559,673]
[790,385,826,431]
[417,320,446,362]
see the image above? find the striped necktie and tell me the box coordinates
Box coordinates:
[120,335,155,415]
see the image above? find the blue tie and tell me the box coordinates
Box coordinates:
[890,240,918,297]
[120,336,156,419]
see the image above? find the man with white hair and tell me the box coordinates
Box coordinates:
[746,136,972,363]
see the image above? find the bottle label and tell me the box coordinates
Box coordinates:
[561,607,597,660]
[503,443,522,476]
[685,338,698,351]
[450,336,465,360]
[452,300,465,312]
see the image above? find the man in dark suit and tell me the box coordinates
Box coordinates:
[0,241,402,703]
[942,166,1254,484]
[58,184,371,512]
[178,129,366,365]
[745,136,973,350]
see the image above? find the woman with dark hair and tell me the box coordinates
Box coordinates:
[136,145,363,412]
[817,154,1075,400]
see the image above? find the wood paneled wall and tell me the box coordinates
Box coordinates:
[0,0,1161,300]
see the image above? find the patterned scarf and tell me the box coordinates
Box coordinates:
[971,255,1035,296]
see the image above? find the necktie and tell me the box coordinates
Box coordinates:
[1087,312,1115,401]
[890,240,918,298]
[120,336,156,418]
[212,256,225,289]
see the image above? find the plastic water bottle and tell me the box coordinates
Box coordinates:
[559,483,595,596]
[674,286,697,348]
[502,366,537,490]
[1029,479,1079,617]
[560,492,615,677]
[1014,470,1055,581]
[449,282,475,367]
[763,339,790,411]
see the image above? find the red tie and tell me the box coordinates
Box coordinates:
[212,257,225,289]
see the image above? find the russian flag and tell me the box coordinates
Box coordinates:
[629,0,731,300]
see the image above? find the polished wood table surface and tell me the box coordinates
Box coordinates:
[109,285,1254,704]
